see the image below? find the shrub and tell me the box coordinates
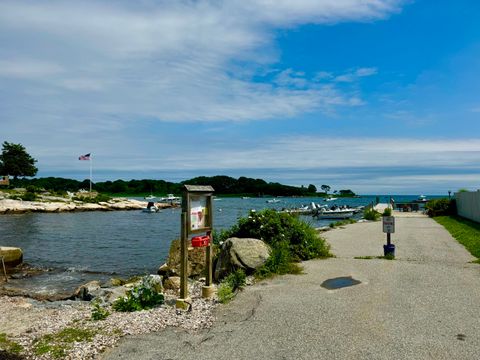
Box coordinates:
[21,191,37,201]
[364,208,380,221]
[91,301,110,321]
[426,198,456,217]
[382,207,392,216]
[26,185,40,193]
[217,209,330,261]
[255,241,303,279]
[112,275,164,312]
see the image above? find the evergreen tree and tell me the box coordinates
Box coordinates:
[0,141,38,179]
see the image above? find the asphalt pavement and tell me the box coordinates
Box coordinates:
[101,212,480,360]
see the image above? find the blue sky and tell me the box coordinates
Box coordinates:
[1,0,480,194]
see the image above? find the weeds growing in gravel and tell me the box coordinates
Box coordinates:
[33,327,96,359]
[0,333,23,354]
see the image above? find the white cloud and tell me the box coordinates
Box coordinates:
[334,67,378,82]
[0,1,399,127]
[0,59,63,79]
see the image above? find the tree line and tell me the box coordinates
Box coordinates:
[0,141,356,197]
[6,175,355,197]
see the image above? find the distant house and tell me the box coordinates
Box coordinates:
[0,175,9,186]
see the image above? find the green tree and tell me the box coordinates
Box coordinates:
[307,184,317,193]
[0,142,38,179]
[320,184,330,194]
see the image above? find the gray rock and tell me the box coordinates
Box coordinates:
[73,280,101,301]
[214,237,271,281]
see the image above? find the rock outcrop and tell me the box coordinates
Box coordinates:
[214,237,271,281]
[0,247,23,267]
[157,239,215,279]
[0,198,155,214]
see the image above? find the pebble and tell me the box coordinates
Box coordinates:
[0,281,216,359]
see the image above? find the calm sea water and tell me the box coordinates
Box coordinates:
[0,195,431,294]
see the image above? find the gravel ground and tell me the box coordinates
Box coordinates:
[0,281,216,360]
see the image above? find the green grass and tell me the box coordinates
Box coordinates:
[434,216,480,260]
[329,219,357,228]
[33,327,96,359]
[0,333,23,354]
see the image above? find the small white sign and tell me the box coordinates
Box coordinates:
[382,216,395,233]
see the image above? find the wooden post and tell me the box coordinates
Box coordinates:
[179,212,188,300]
[1,256,8,283]
[387,232,391,246]
[205,231,212,287]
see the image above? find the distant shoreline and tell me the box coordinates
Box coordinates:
[0,197,176,215]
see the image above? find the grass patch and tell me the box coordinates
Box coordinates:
[434,215,480,260]
[33,327,96,359]
[0,333,23,354]
[217,269,246,303]
[354,255,395,260]
[329,219,357,228]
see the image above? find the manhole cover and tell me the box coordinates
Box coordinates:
[321,276,361,290]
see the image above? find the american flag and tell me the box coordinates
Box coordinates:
[78,153,91,160]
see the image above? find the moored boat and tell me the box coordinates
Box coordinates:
[142,201,160,213]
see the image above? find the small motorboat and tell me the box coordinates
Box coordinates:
[142,201,160,213]
[266,198,281,203]
[158,194,181,205]
[313,205,355,219]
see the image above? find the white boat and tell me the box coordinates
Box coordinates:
[414,195,428,203]
[313,205,356,219]
[158,194,181,204]
[324,197,338,202]
[144,195,156,200]
[266,198,281,203]
[142,201,160,213]
[314,208,354,219]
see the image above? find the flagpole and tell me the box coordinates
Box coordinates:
[89,154,92,193]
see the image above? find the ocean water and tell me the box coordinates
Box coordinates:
[0,195,431,294]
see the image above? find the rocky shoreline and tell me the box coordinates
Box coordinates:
[0,197,174,215]
[0,279,217,360]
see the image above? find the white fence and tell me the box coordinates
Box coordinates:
[455,191,480,223]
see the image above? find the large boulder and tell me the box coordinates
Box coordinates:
[0,247,23,267]
[214,237,271,281]
[158,239,215,278]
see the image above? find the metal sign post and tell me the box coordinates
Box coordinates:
[382,216,395,256]
[176,185,215,310]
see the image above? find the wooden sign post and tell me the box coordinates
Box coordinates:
[176,185,215,310]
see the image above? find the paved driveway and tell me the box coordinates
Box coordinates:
[102,215,480,360]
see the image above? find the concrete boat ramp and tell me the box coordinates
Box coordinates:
[102,211,480,360]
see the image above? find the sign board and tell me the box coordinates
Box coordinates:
[183,185,214,234]
[382,216,395,233]
[190,195,209,231]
